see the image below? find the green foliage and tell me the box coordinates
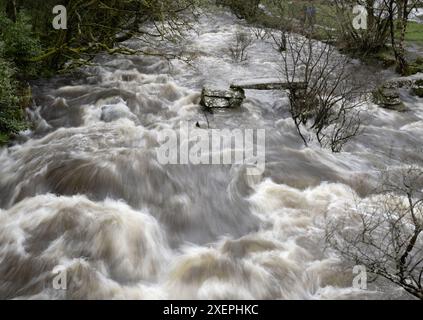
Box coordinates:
[404,57,423,76]
[0,132,8,144]
[0,10,36,144]
[16,0,199,71]
[0,56,26,144]
[373,48,397,67]
[0,56,17,109]
[0,11,42,77]
[217,0,261,20]
[0,0,198,145]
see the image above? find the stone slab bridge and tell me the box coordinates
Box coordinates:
[200,78,307,108]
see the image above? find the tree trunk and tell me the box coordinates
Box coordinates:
[366,0,375,31]
[397,0,409,74]
[397,0,405,29]
[6,0,17,22]
[388,0,409,75]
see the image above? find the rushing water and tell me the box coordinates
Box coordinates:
[0,11,422,300]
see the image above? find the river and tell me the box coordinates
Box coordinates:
[0,10,422,299]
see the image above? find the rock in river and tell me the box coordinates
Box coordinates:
[200,87,246,108]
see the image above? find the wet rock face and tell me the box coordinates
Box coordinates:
[372,74,423,112]
[383,74,423,98]
[200,87,245,108]
[372,87,407,112]
[412,79,423,98]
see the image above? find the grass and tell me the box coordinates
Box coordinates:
[404,21,423,44]
[374,48,397,66]
[283,2,423,46]
[257,0,338,41]
[258,1,422,75]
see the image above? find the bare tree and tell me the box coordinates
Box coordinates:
[269,29,288,53]
[326,166,423,300]
[278,33,366,152]
[332,0,391,54]
[333,0,420,74]
[250,25,271,40]
[218,0,261,20]
[228,30,254,62]
[263,0,293,52]
[21,0,200,70]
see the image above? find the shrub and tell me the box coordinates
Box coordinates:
[0,11,42,77]
[228,30,254,62]
[217,0,261,20]
[279,34,367,152]
[0,55,26,143]
[0,11,38,144]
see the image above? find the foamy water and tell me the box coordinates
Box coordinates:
[0,10,422,299]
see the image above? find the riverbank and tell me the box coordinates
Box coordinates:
[231,0,423,74]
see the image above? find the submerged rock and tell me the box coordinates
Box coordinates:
[100,103,137,122]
